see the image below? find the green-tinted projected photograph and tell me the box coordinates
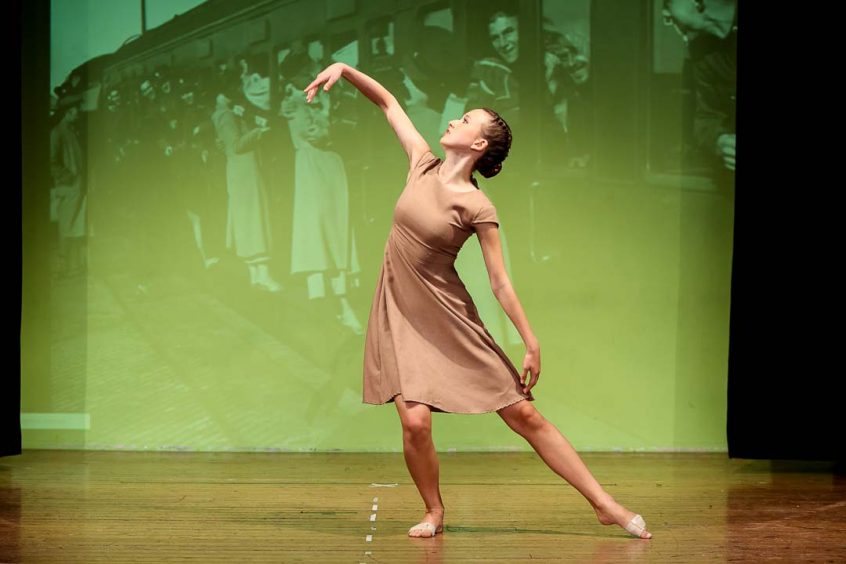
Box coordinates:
[29,0,736,452]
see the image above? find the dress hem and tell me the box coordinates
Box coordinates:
[362,391,533,414]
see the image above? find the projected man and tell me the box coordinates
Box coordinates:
[662,0,737,172]
[467,9,593,167]
[542,22,593,168]
[466,11,521,131]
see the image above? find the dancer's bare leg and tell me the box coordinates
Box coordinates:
[497,399,652,538]
[393,393,445,537]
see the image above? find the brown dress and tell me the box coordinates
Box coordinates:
[362,149,536,413]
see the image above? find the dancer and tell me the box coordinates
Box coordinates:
[303,63,652,540]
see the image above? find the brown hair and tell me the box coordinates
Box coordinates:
[471,107,512,187]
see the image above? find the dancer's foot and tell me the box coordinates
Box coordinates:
[408,507,444,538]
[592,494,653,539]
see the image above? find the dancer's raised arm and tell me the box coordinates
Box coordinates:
[303,63,430,167]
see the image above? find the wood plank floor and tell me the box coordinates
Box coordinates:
[1,451,843,562]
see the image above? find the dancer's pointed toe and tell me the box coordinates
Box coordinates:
[624,514,652,539]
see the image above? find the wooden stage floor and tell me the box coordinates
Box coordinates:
[1,451,843,562]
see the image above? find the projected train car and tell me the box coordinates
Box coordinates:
[53,0,735,280]
[70,0,734,183]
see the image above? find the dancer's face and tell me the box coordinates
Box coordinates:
[440,108,489,156]
[489,15,519,64]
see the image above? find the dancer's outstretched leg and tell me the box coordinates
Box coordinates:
[497,399,653,539]
[393,394,445,537]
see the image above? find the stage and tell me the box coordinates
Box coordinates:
[1,451,843,562]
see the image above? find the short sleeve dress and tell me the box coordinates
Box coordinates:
[362,149,535,413]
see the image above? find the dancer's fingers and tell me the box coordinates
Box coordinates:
[303,75,325,92]
[524,368,539,392]
[324,75,340,91]
[304,79,324,99]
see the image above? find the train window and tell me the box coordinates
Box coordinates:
[460,1,592,172]
[419,3,453,32]
[246,19,269,45]
[326,0,356,20]
[540,0,592,170]
[366,17,394,59]
[276,36,322,85]
[196,38,212,60]
[327,30,358,68]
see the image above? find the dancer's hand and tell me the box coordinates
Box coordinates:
[521,345,541,394]
[303,63,346,104]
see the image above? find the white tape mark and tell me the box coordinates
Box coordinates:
[364,551,372,555]
[366,534,373,542]
[21,412,90,430]
[370,513,377,521]
[371,526,376,531]
[372,504,378,511]
[373,496,379,502]
[370,483,398,487]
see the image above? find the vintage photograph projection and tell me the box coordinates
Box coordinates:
[34,0,736,454]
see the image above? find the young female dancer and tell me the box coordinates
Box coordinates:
[303,63,652,540]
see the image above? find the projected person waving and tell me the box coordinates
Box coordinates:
[210,81,281,292]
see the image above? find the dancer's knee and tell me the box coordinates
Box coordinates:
[395,395,433,440]
[498,400,545,436]
[402,419,432,443]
